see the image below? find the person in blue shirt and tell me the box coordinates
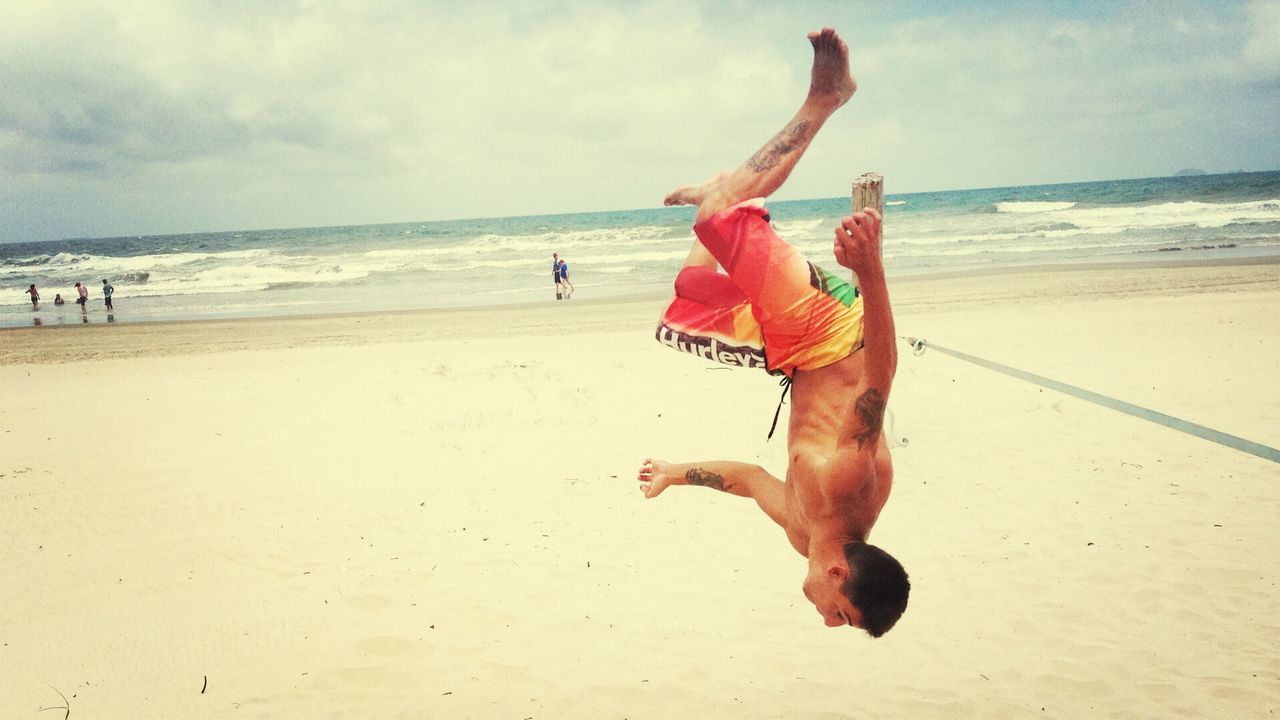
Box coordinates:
[559,258,574,297]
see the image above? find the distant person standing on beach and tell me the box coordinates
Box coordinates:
[26,284,39,308]
[559,258,574,297]
[552,252,563,299]
[75,282,89,310]
[102,279,115,311]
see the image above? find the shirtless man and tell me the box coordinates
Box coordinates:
[552,252,563,299]
[638,28,909,636]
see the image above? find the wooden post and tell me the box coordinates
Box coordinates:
[851,172,884,291]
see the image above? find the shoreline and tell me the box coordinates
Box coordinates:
[4,250,1278,333]
[4,257,1279,366]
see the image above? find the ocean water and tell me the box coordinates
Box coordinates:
[3,171,1279,329]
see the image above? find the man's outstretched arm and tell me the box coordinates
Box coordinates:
[637,458,787,528]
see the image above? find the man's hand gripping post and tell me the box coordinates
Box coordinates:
[835,182,897,402]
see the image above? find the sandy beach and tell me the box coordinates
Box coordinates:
[3,260,1278,719]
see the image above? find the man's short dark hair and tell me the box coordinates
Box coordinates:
[842,541,910,638]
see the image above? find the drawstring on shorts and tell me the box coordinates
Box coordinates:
[766,374,793,441]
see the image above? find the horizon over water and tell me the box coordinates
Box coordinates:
[3,170,1279,330]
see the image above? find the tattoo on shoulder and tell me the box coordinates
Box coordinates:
[747,119,810,173]
[852,388,886,449]
[685,468,726,491]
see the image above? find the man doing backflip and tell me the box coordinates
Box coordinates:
[638,27,909,636]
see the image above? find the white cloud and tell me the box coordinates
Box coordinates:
[794,3,1280,194]
[1242,0,1280,73]
[1,0,1276,241]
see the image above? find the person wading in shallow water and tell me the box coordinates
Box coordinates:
[636,27,909,637]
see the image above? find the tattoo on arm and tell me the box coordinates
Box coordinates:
[747,119,810,173]
[851,388,886,449]
[685,468,727,492]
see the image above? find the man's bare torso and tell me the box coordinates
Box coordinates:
[782,348,894,556]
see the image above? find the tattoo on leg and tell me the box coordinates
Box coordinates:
[851,388,886,448]
[747,119,810,173]
[685,468,726,491]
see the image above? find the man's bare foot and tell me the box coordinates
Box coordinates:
[664,170,732,207]
[637,458,683,498]
[806,27,856,110]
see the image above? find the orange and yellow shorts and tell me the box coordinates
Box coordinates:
[656,199,865,377]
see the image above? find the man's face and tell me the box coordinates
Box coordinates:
[803,567,863,629]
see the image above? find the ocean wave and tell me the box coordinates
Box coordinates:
[361,224,684,263]
[2,251,92,267]
[568,249,688,265]
[1056,199,1280,231]
[1026,222,1081,232]
[364,246,463,259]
[2,248,279,274]
[887,236,982,248]
[887,234,1193,259]
[465,258,550,270]
[772,218,829,235]
[101,262,371,299]
[995,201,1078,213]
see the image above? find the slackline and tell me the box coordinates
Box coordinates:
[905,337,1280,465]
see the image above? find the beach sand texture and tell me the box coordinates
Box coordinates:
[3,262,1278,719]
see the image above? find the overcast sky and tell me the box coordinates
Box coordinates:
[2,0,1278,242]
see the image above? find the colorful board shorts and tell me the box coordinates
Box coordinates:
[656,199,865,377]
